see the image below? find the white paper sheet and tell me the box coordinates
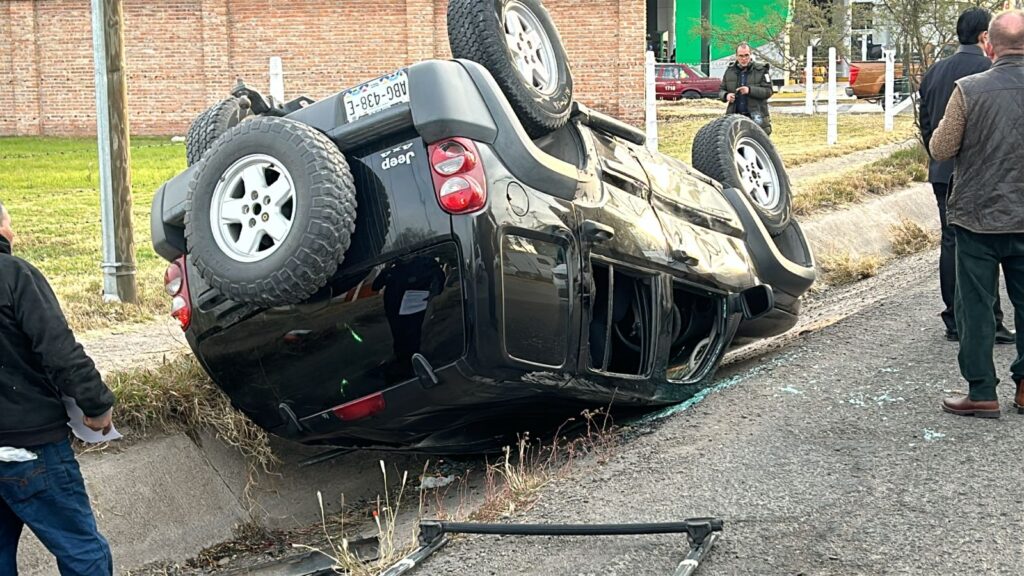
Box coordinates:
[0,447,38,462]
[399,290,430,316]
[62,396,122,443]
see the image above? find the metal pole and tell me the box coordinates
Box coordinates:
[805,45,813,115]
[827,47,838,146]
[269,56,284,104]
[861,35,868,61]
[884,48,895,131]
[645,50,659,153]
[91,0,138,304]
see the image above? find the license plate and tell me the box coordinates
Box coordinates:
[343,70,410,122]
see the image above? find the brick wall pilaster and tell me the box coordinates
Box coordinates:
[617,0,645,127]
[10,1,42,135]
[0,2,14,134]
[406,0,435,64]
[201,0,231,106]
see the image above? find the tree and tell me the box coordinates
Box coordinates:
[695,0,849,79]
[877,0,1006,81]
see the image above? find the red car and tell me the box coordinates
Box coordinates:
[656,64,720,100]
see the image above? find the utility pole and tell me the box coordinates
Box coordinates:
[91,0,138,304]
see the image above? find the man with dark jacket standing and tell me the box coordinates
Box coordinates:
[919,7,1015,345]
[931,9,1024,418]
[718,42,774,135]
[0,201,115,574]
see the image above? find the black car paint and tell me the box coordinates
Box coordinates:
[157,59,815,452]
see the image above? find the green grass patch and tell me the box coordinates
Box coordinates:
[793,143,928,216]
[0,137,185,332]
[658,106,917,168]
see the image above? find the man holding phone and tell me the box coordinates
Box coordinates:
[719,42,774,135]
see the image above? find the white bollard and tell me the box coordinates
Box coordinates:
[269,56,285,104]
[884,49,895,131]
[827,47,838,146]
[805,45,814,115]
[861,36,868,61]
[645,51,659,153]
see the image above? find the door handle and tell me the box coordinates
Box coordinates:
[582,220,616,244]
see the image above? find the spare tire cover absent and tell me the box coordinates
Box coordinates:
[184,117,357,306]
[448,0,573,138]
[185,97,251,166]
[691,115,792,236]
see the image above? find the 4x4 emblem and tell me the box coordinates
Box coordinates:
[381,142,416,171]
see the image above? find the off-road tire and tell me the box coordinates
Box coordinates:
[692,115,792,236]
[185,97,251,166]
[184,117,357,306]
[448,0,573,138]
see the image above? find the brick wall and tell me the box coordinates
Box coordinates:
[0,0,645,136]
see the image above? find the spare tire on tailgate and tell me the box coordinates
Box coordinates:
[691,115,792,236]
[185,96,251,166]
[184,117,357,306]
[448,0,573,138]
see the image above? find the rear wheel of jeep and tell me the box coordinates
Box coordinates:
[691,115,792,236]
[185,96,251,166]
[184,117,357,306]
[448,0,573,138]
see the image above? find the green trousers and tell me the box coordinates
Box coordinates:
[954,227,1024,400]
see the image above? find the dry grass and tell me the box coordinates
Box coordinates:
[793,144,928,216]
[471,409,617,521]
[297,462,419,576]
[818,251,884,286]
[105,355,277,496]
[889,219,939,256]
[658,103,917,167]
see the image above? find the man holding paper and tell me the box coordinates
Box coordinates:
[0,200,115,575]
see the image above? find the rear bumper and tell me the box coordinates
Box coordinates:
[721,187,815,339]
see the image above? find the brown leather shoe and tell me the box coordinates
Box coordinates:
[1015,382,1024,415]
[942,396,1001,418]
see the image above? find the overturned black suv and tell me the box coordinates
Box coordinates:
[151,0,815,452]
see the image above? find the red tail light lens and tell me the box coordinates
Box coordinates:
[164,258,191,330]
[431,140,477,175]
[849,65,860,85]
[427,138,487,214]
[331,392,386,421]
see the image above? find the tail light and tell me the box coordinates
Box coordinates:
[331,392,386,421]
[427,138,487,214]
[164,257,191,330]
[849,65,860,85]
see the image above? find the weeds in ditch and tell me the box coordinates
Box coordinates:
[818,251,884,286]
[889,218,939,256]
[295,461,420,575]
[105,354,276,501]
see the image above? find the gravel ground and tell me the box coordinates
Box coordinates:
[420,250,1024,576]
[78,318,188,376]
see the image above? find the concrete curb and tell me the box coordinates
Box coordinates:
[18,186,940,575]
[18,434,426,575]
[802,182,938,259]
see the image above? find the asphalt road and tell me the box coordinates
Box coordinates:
[421,250,1024,576]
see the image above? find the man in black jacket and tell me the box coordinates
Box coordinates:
[919,7,1014,344]
[718,42,774,135]
[0,201,115,575]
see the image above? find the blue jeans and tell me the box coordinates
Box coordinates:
[0,439,112,575]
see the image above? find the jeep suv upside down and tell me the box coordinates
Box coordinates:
[151,0,815,453]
